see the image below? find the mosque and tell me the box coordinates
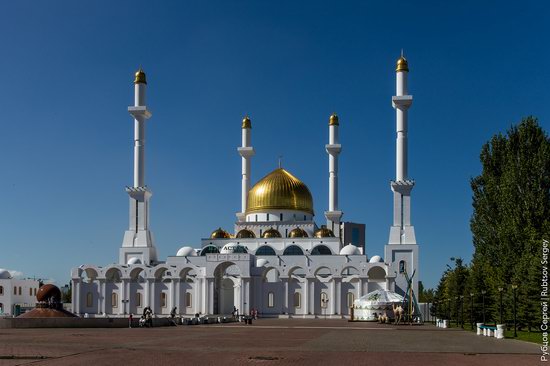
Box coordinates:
[71,55,419,318]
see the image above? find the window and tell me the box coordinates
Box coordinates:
[399,260,406,274]
[33,288,37,296]
[86,292,93,307]
[268,292,274,308]
[186,292,192,307]
[13,286,17,295]
[311,245,332,255]
[18,287,21,295]
[347,292,355,308]
[136,292,141,307]
[303,215,306,221]
[267,214,270,221]
[283,245,304,255]
[255,246,276,256]
[200,246,220,256]
[111,292,118,308]
[320,292,328,308]
[255,215,258,222]
[29,288,32,296]
[0,286,3,295]
[280,213,283,221]
[161,292,167,307]
[293,292,301,308]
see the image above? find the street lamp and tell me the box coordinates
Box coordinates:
[498,287,504,325]
[481,290,486,324]
[512,284,518,337]
[470,292,474,330]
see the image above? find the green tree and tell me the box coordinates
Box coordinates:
[470,117,550,329]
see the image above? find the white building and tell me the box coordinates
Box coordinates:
[72,55,420,318]
[0,269,40,316]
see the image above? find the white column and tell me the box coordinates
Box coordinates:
[335,278,342,315]
[309,279,315,315]
[237,117,255,221]
[72,279,80,315]
[120,279,127,315]
[330,281,336,315]
[303,280,309,315]
[283,278,289,314]
[325,114,343,234]
[207,278,214,315]
[393,57,412,182]
[99,279,106,315]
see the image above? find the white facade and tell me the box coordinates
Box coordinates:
[72,58,420,318]
[0,270,40,316]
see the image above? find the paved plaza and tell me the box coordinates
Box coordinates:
[0,319,540,366]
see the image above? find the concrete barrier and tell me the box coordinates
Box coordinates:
[0,317,173,328]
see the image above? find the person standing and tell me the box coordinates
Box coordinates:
[129,313,133,328]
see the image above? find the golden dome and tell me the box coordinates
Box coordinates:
[236,228,256,238]
[210,227,230,239]
[396,56,409,72]
[329,114,339,126]
[314,225,335,238]
[289,227,308,238]
[242,116,251,129]
[246,168,314,215]
[134,68,147,84]
[262,227,282,238]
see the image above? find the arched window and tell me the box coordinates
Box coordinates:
[0,286,3,295]
[255,246,276,256]
[268,292,274,308]
[111,292,118,308]
[86,292,93,307]
[311,245,332,255]
[293,292,301,308]
[347,292,355,308]
[399,260,406,274]
[186,292,192,307]
[320,292,329,308]
[283,245,304,255]
[136,292,141,307]
[161,292,167,307]
[200,245,220,256]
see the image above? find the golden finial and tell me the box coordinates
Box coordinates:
[242,116,251,129]
[134,67,147,84]
[396,50,409,72]
[329,113,339,126]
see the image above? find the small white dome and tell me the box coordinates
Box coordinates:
[340,244,361,256]
[176,246,198,257]
[256,258,269,267]
[220,243,248,254]
[369,255,383,263]
[127,257,142,265]
[0,269,11,279]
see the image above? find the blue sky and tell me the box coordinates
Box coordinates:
[0,1,548,289]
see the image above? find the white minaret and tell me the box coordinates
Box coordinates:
[385,53,418,297]
[236,116,255,222]
[119,68,158,265]
[325,114,343,236]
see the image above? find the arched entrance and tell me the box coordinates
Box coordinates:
[213,262,241,315]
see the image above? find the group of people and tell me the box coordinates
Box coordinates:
[129,306,153,328]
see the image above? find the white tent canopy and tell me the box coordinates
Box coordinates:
[353,289,404,321]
